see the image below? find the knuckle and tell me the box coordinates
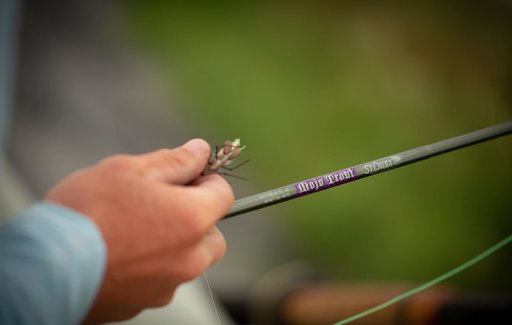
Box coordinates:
[211,229,227,261]
[209,181,235,217]
[157,148,190,170]
[179,256,205,281]
[178,196,213,235]
[141,148,195,181]
[219,178,235,200]
[217,234,227,257]
[98,154,137,173]
[195,176,235,217]
[211,237,227,263]
[220,183,235,212]
[182,207,210,237]
[179,237,226,280]
[211,174,235,202]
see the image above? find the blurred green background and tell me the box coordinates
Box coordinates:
[123,0,512,292]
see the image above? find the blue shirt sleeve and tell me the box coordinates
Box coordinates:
[0,202,106,325]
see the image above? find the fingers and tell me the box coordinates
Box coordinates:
[191,173,235,217]
[201,226,227,266]
[138,138,211,185]
[135,227,226,310]
[66,139,234,324]
[172,226,227,283]
[174,174,234,233]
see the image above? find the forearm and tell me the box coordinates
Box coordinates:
[0,202,105,325]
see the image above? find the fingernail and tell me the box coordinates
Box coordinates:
[183,138,210,155]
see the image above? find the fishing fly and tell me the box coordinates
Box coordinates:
[204,138,249,179]
[202,138,248,325]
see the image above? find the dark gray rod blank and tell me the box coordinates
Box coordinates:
[224,121,512,219]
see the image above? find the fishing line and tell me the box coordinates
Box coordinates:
[333,233,512,324]
[211,122,511,323]
[203,272,224,325]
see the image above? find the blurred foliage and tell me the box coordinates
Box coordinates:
[123,0,512,291]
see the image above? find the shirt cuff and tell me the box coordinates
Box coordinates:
[0,202,106,324]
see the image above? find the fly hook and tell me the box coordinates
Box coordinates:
[203,138,248,179]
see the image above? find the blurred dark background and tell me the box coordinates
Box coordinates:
[6,0,512,324]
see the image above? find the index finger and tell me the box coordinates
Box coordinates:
[186,173,235,225]
[166,174,234,234]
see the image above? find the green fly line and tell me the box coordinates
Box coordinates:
[333,233,512,325]
[213,122,512,324]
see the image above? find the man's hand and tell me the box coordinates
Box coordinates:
[45,139,234,324]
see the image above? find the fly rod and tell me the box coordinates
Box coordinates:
[223,120,512,219]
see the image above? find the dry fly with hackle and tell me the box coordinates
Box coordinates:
[203,138,248,179]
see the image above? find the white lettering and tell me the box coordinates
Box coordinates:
[362,156,401,175]
[297,182,309,193]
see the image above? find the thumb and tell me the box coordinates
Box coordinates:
[140,138,211,185]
